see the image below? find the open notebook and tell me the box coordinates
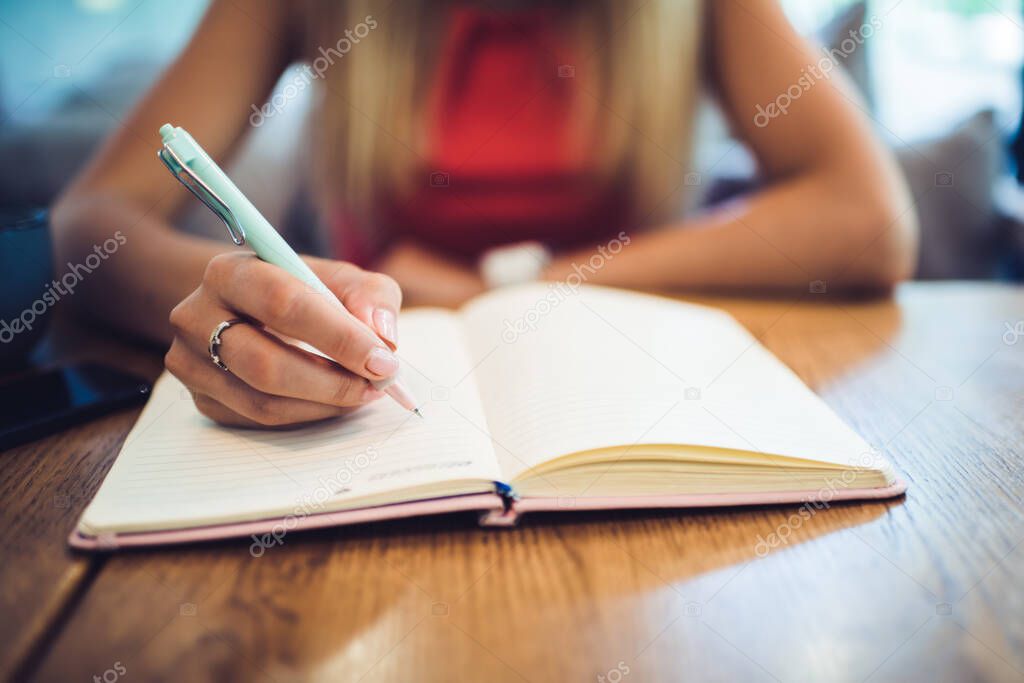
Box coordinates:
[71,284,905,549]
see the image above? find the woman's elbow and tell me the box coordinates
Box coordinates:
[51,185,132,263]
[846,192,919,291]
[50,191,94,265]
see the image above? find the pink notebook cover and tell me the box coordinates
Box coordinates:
[68,480,907,551]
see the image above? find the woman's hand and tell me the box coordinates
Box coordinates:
[165,252,402,428]
[374,241,486,308]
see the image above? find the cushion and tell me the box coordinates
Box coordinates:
[895,109,1002,278]
[813,1,874,109]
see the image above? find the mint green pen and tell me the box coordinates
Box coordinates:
[158,123,421,416]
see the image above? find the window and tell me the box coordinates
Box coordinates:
[0,0,208,123]
[783,0,1024,138]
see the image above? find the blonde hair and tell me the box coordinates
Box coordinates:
[304,0,703,233]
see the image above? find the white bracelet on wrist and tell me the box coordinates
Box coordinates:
[478,241,552,289]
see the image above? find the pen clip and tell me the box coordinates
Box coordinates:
[158,145,247,246]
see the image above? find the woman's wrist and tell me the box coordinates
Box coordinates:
[52,196,231,343]
[374,240,487,307]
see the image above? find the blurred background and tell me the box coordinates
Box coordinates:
[1,0,1023,280]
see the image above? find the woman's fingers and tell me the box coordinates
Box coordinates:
[308,258,402,349]
[167,252,406,428]
[169,294,382,407]
[203,253,400,381]
[164,339,355,427]
[222,329,385,407]
[191,393,262,429]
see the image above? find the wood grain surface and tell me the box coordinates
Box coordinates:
[0,316,164,681]
[5,283,1023,683]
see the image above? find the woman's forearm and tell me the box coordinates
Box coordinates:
[51,191,234,344]
[545,170,917,293]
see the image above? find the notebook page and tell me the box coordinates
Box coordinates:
[79,310,502,534]
[458,285,889,490]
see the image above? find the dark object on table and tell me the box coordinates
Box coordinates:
[0,363,151,451]
[0,208,53,368]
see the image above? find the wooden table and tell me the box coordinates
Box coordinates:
[4,283,1023,683]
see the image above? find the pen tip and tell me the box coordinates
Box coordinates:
[413,408,424,419]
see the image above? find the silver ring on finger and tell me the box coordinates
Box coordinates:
[208,318,246,372]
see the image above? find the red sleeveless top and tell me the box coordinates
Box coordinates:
[337,6,631,266]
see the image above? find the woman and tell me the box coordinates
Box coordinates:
[53,0,917,427]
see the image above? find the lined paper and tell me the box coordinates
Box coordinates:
[79,284,894,535]
[459,285,890,483]
[79,311,501,534]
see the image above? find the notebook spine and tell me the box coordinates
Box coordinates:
[478,482,520,527]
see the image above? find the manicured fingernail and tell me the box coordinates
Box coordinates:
[373,308,398,347]
[366,347,399,377]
